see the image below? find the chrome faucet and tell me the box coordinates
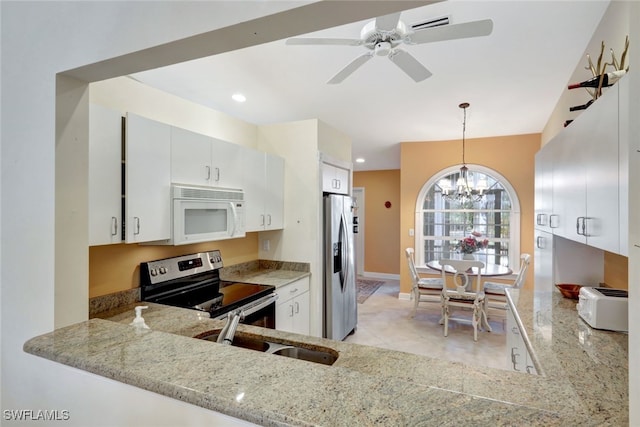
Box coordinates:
[216,309,244,345]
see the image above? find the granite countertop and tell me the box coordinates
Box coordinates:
[26,287,628,426]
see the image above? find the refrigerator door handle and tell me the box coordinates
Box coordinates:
[339,211,351,293]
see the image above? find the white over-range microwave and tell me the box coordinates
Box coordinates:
[168,184,246,245]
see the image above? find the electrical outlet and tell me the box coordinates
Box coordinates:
[262,239,270,251]
[409,228,414,236]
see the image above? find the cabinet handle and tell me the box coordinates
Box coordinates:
[206,166,211,180]
[289,304,294,317]
[290,288,298,294]
[214,167,220,182]
[549,214,559,228]
[336,179,341,189]
[511,347,521,371]
[111,217,118,236]
[526,365,534,374]
[576,217,583,235]
[134,217,140,235]
[536,214,547,226]
[295,301,299,314]
[536,236,544,249]
[583,217,592,237]
[260,214,265,226]
[267,214,272,226]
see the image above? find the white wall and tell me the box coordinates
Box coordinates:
[256,119,353,337]
[1,1,416,422]
[91,77,258,147]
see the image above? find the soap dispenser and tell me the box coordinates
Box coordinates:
[130,305,150,330]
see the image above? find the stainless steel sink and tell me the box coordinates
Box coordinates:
[194,330,338,366]
[267,345,338,365]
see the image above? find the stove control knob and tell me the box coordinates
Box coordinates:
[150,269,158,277]
[159,267,167,274]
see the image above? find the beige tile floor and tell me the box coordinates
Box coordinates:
[345,278,509,371]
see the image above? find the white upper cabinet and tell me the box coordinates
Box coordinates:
[211,138,243,189]
[537,76,627,255]
[321,159,351,195]
[264,153,285,230]
[170,127,212,186]
[322,163,350,195]
[170,127,243,189]
[243,148,285,232]
[89,104,122,246]
[125,113,171,243]
[534,145,555,233]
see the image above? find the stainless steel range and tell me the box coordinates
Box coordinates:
[140,250,276,328]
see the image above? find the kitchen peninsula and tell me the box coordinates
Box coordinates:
[24,283,627,426]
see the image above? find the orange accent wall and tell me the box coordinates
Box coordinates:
[353,170,401,274]
[89,234,258,298]
[399,133,541,295]
[604,251,629,289]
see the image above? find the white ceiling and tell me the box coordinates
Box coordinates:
[131,1,610,171]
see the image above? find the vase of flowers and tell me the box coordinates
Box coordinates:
[457,231,489,259]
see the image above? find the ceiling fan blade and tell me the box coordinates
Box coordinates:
[388,49,432,82]
[406,19,493,45]
[286,37,363,46]
[327,53,374,84]
[375,12,401,31]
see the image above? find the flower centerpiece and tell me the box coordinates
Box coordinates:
[457,231,489,255]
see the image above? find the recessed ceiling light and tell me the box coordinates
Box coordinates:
[355,158,365,163]
[232,93,246,103]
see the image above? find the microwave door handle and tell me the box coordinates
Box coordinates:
[228,202,237,236]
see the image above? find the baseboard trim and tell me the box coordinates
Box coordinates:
[398,292,411,301]
[360,271,400,281]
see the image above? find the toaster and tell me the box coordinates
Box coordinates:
[577,287,628,332]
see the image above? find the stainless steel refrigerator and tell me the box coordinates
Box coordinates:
[323,194,357,340]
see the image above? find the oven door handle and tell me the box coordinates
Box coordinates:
[212,293,278,320]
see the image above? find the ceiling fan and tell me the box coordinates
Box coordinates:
[286,12,493,84]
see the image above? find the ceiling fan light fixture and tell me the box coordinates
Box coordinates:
[374,41,392,56]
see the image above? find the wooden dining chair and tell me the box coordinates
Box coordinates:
[439,259,492,341]
[405,248,444,318]
[483,254,531,314]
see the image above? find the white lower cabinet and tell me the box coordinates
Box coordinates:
[275,277,310,335]
[506,304,537,374]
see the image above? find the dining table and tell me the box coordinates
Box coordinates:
[426,259,513,277]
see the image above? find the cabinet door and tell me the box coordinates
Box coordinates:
[292,289,310,335]
[211,138,243,189]
[506,305,527,372]
[582,85,620,253]
[276,295,294,333]
[552,124,586,243]
[322,163,350,195]
[242,148,266,232]
[125,113,171,243]
[170,127,212,186]
[264,153,284,230]
[275,278,310,334]
[89,104,122,245]
[534,146,554,232]
[334,166,350,195]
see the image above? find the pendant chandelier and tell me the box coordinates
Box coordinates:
[439,102,488,204]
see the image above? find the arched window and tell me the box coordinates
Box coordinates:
[414,164,521,270]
